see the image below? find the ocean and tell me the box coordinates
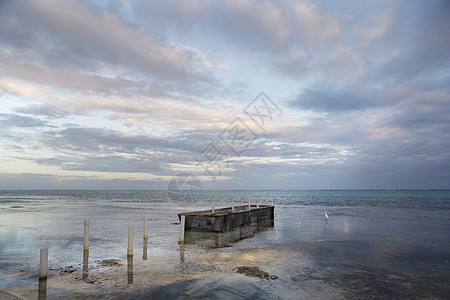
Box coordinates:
[0,190,449,299]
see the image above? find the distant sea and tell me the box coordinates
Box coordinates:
[1,190,449,299]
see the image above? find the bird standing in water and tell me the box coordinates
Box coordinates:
[324,209,329,221]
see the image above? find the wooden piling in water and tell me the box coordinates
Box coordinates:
[127,226,134,256]
[39,248,48,279]
[179,215,186,243]
[84,220,89,251]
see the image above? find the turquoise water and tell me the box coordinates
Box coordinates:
[0,190,449,298]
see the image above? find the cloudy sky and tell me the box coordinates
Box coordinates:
[1,0,449,190]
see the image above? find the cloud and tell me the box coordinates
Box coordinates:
[218,0,291,50]
[289,87,379,112]
[0,52,133,93]
[292,1,341,38]
[370,2,450,85]
[35,155,166,174]
[42,126,203,154]
[15,105,68,119]
[158,0,209,25]
[0,113,47,128]
[0,172,168,190]
[0,0,192,77]
[0,0,227,107]
[130,0,338,53]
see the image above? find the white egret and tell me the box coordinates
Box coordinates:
[324,209,329,221]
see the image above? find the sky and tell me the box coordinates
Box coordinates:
[0,0,449,190]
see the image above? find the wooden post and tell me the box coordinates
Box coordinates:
[127,226,134,256]
[179,215,185,243]
[39,248,48,279]
[143,215,148,239]
[84,220,89,251]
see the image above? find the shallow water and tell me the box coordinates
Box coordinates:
[0,190,449,299]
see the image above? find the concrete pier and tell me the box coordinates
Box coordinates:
[178,204,274,232]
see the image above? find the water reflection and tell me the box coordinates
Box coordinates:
[183,219,274,249]
[38,278,47,300]
[127,256,133,284]
[143,237,148,261]
[82,249,89,281]
[323,221,328,234]
[179,244,185,264]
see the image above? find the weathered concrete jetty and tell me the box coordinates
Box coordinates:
[178,204,274,232]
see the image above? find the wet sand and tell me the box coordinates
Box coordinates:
[4,242,343,299]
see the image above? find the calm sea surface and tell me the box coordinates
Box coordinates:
[0,190,449,299]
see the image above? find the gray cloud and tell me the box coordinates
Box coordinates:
[285,0,450,120]
[35,155,166,174]
[0,113,47,128]
[0,0,190,78]
[31,126,221,174]
[0,0,225,105]
[289,88,380,112]
[0,173,167,190]
[42,127,203,154]
[15,105,68,119]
